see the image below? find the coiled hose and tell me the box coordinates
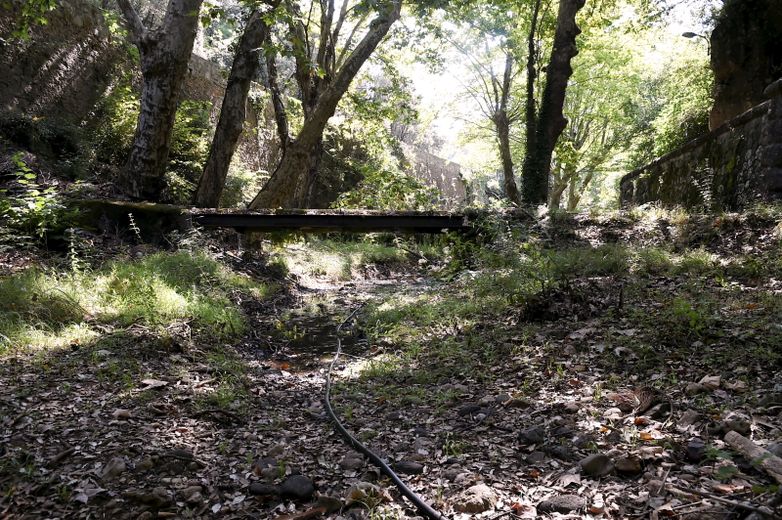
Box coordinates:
[324,305,449,520]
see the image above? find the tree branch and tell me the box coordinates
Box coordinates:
[116,0,145,42]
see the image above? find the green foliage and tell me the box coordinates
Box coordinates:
[0,152,70,244]
[333,164,439,211]
[0,251,268,354]
[8,0,58,39]
[91,81,212,203]
[163,100,213,204]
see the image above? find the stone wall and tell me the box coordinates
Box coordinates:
[620,79,782,210]
[402,143,467,209]
[0,0,465,208]
[0,1,121,124]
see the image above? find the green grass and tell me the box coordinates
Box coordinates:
[0,251,269,354]
[272,237,440,281]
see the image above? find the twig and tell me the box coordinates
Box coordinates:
[666,485,776,517]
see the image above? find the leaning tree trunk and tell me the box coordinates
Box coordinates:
[521,0,585,205]
[249,1,402,209]
[194,9,273,208]
[117,0,204,200]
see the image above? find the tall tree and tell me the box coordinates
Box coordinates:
[195,2,279,208]
[248,0,402,209]
[521,0,586,205]
[116,0,204,200]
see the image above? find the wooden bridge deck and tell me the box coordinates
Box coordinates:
[191,209,469,233]
[71,200,470,234]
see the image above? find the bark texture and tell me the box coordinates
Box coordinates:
[521,0,585,205]
[249,0,402,209]
[194,8,274,208]
[495,52,521,205]
[116,0,204,200]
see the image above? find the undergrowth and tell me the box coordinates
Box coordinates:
[0,251,269,354]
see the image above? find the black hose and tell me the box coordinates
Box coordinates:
[324,305,449,520]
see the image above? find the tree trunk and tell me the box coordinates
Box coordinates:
[521,0,585,205]
[249,1,402,209]
[495,52,521,205]
[549,164,568,209]
[116,0,204,200]
[194,9,273,208]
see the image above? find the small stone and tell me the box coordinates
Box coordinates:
[686,383,706,395]
[580,453,614,477]
[443,468,461,481]
[647,479,664,495]
[562,401,580,413]
[526,451,545,464]
[546,444,575,461]
[392,461,424,475]
[519,426,545,445]
[721,411,751,435]
[248,482,280,499]
[604,407,623,420]
[100,456,126,481]
[457,403,482,416]
[112,408,131,420]
[339,455,364,470]
[537,494,585,513]
[136,456,154,472]
[280,475,315,501]
[505,397,533,409]
[767,443,782,458]
[122,487,171,508]
[699,375,721,390]
[179,485,203,505]
[686,438,706,462]
[313,495,343,514]
[680,409,701,426]
[453,483,497,514]
[346,482,391,506]
[615,455,643,475]
[251,457,278,480]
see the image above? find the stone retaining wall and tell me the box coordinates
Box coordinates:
[620,79,782,209]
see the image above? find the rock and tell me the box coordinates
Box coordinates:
[100,456,126,481]
[767,443,782,458]
[686,383,706,395]
[122,487,172,508]
[519,426,545,445]
[526,451,545,464]
[457,403,482,416]
[699,375,721,390]
[758,394,782,408]
[537,494,585,513]
[136,456,154,472]
[453,483,497,514]
[345,482,392,506]
[562,401,580,413]
[580,453,614,477]
[680,409,701,426]
[251,457,279,480]
[603,407,623,420]
[178,485,203,505]
[505,397,533,409]
[339,455,364,471]
[615,455,643,475]
[686,438,706,462]
[248,482,280,497]
[280,475,315,501]
[443,468,462,481]
[647,479,664,495]
[111,408,131,420]
[392,461,424,475]
[314,494,343,514]
[546,444,575,461]
[721,411,751,435]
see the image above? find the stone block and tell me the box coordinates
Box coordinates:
[763,144,782,167]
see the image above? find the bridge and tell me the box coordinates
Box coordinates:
[72,200,471,235]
